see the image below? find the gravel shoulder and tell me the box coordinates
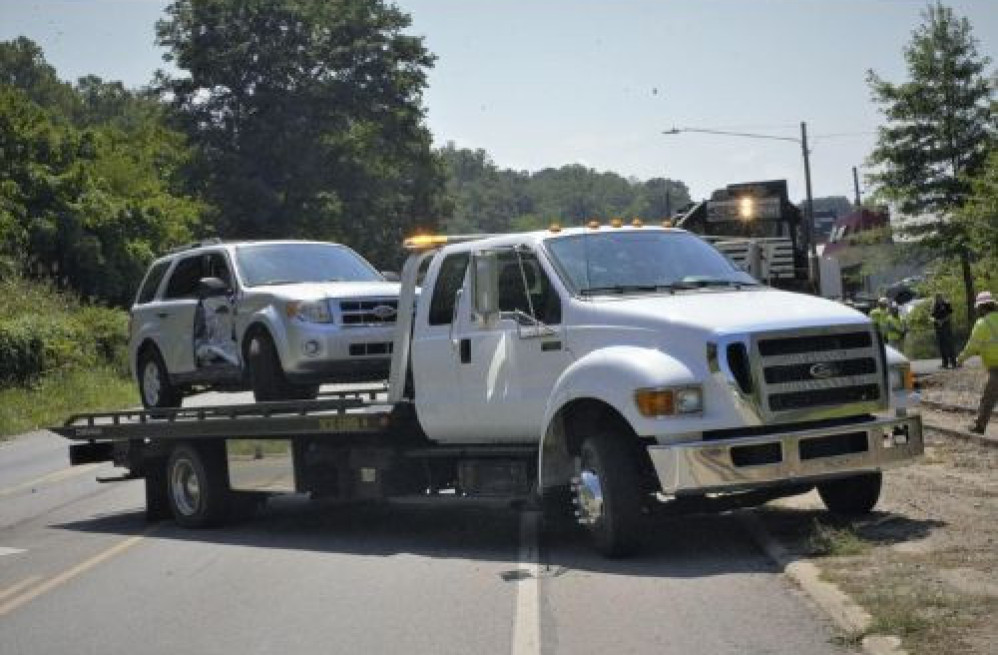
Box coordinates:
[756,411,997,655]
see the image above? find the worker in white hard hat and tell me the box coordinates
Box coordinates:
[957,291,998,434]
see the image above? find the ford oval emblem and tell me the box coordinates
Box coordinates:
[809,362,838,379]
[371,304,397,319]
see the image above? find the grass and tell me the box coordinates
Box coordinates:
[807,519,871,557]
[0,366,138,438]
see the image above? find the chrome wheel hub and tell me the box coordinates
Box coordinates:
[571,470,604,526]
[170,459,201,516]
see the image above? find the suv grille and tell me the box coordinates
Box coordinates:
[339,299,398,327]
[752,327,884,418]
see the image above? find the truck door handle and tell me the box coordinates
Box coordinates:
[460,339,471,364]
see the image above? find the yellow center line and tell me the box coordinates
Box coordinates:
[0,575,43,603]
[0,463,103,498]
[0,527,156,617]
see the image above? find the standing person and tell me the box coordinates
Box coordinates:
[885,302,907,351]
[957,291,998,435]
[870,297,889,339]
[931,293,958,368]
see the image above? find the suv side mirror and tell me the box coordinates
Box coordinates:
[197,277,230,299]
[470,251,499,325]
[381,270,401,282]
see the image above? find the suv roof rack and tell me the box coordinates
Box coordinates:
[167,238,223,255]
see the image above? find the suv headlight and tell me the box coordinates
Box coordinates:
[889,364,914,392]
[286,300,333,324]
[635,385,703,417]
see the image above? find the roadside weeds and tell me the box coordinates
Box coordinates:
[753,425,997,655]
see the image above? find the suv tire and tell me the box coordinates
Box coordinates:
[138,347,182,410]
[247,332,319,402]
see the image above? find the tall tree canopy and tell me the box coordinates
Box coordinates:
[0,39,204,305]
[866,2,995,321]
[438,143,691,234]
[155,0,446,266]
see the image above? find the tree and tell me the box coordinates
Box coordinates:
[866,2,995,323]
[155,0,446,267]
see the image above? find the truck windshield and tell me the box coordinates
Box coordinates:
[545,231,758,296]
[235,243,383,287]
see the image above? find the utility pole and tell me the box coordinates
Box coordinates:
[800,121,820,292]
[852,166,862,208]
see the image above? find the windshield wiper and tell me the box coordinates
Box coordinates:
[684,279,760,289]
[256,279,300,286]
[580,283,693,296]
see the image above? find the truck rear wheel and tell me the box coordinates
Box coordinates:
[575,432,643,557]
[166,444,230,527]
[818,472,882,515]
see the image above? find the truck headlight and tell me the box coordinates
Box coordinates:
[635,385,703,417]
[286,300,333,324]
[889,364,914,392]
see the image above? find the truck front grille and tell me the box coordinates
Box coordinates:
[752,327,885,420]
[339,299,398,327]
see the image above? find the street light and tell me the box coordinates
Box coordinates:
[662,123,819,290]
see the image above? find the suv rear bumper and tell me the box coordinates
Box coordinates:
[647,414,922,496]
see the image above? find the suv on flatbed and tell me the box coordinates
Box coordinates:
[129,239,400,407]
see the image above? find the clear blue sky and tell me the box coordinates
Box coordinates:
[1,0,995,203]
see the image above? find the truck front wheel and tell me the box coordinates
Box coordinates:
[166,444,230,528]
[575,432,643,557]
[817,472,882,515]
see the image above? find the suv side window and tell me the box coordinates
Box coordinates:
[136,260,171,304]
[163,255,203,300]
[428,253,469,326]
[496,250,561,325]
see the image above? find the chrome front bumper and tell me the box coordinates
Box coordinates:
[648,414,923,496]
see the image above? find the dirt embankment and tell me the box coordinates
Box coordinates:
[757,419,997,655]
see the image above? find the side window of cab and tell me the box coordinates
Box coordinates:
[428,253,470,326]
[496,250,561,325]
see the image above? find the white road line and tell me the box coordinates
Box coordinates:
[0,547,27,557]
[511,511,541,655]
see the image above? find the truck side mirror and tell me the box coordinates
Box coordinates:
[471,251,499,325]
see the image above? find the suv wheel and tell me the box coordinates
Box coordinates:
[247,332,319,402]
[138,348,182,409]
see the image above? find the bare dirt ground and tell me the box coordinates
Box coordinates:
[756,409,997,655]
[918,364,997,437]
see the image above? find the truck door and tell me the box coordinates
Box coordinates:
[454,247,571,441]
[410,252,470,441]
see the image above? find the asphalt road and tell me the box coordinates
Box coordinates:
[0,389,856,655]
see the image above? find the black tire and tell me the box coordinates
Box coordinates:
[137,348,182,410]
[144,461,171,521]
[577,432,643,557]
[166,443,230,528]
[247,332,319,402]
[818,472,882,515]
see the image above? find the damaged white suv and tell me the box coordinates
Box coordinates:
[129,239,400,407]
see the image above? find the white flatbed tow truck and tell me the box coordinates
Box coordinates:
[55,225,923,556]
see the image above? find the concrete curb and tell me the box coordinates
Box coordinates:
[922,420,998,448]
[737,511,907,655]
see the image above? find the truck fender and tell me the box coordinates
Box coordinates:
[537,346,696,492]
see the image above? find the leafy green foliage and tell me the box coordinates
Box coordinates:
[155,0,446,268]
[439,143,691,233]
[865,2,995,324]
[0,40,206,306]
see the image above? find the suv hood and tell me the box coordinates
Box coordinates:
[253,280,400,301]
[589,288,869,335]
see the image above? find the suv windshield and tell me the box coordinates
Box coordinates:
[235,243,383,287]
[545,231,758,296]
